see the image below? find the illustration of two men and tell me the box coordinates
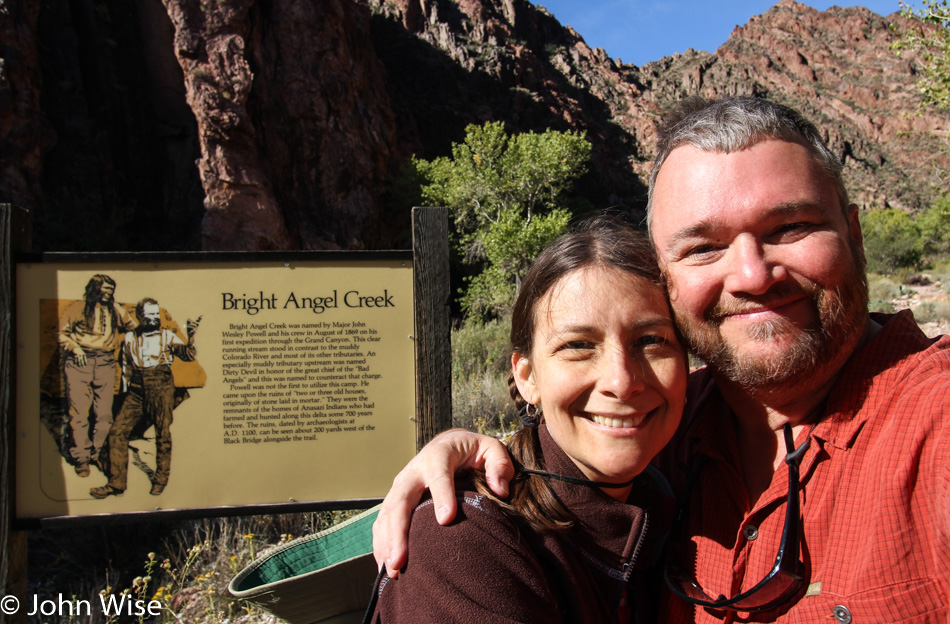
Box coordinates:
[57,275,201,499]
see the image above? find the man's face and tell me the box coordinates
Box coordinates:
[141,303,161,331]
[98,283,115,304]
[649,139,869,391]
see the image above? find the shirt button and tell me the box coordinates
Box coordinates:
[742,525,758,541]
[833,605,852,624]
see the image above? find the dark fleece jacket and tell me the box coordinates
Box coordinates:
[370,424,673,623]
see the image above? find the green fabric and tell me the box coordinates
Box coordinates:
[234,507,379,591]
[228,504,381,624]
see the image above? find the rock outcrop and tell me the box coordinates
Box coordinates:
[633,0,948,211]
[1,0,204,251]
[0,0,48,214]
[162,0,403,250]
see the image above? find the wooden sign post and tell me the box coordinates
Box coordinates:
[411,207,452,450]
[2,203,31,623]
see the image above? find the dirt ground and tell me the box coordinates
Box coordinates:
[890,273,950,338]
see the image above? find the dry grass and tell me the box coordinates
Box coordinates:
[913,299,950,324]
[450,319,519,434]
[452,368,519,434]
[28,510,360,624]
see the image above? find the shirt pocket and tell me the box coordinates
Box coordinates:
[784,578,947,623]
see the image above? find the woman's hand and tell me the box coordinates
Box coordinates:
[372,429,514,577]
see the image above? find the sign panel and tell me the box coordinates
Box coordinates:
[15,255,417,519]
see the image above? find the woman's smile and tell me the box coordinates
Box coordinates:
[589,409,655,430]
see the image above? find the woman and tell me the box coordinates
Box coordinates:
[369,217,688,622]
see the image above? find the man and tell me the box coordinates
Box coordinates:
[57,274,136,476]
[373,98,950,622]
[90,298,199,498]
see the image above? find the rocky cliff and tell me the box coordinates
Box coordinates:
[634,0,948,211]
[160,0,403,250]
[1,0,947,251]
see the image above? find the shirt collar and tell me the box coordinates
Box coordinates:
[816,310,939,450]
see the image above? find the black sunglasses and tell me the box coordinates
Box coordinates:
[663,423,809,612]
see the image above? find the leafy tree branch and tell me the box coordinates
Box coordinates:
[412,122,591,319]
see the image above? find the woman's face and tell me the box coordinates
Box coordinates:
[513,266,687,501]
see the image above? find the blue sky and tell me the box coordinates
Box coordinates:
[535,1,905,66]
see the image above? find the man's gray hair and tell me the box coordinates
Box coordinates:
[647,97,849,221]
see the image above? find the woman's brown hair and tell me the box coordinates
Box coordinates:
[475,215,665,533]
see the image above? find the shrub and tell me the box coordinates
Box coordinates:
[867,274,900,313]
[918,195,950,256]
[451,318,518,433]
[913,300,950,323]
[860,198,950,274]
[869,299,897,314]
[860,208,924,274]
[451,318,511,380]
[868,275,901,301]
[452,368,519,434]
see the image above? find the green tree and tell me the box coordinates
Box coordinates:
[861,200,950,273]
[889,6,950,273]
[415,122,591,319]
[917,194,950,254]
[860,207,924,273]
[897,0,950,109]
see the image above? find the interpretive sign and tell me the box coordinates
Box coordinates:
[14,254,420,520]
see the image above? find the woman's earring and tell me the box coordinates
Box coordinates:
[520,402,541,428]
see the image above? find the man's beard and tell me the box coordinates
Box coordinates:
[673,257,869,391]
[138,318,161,333]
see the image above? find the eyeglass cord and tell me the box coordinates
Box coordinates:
[517,467,638,489]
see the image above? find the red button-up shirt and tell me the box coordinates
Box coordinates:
[658,311,950,623]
